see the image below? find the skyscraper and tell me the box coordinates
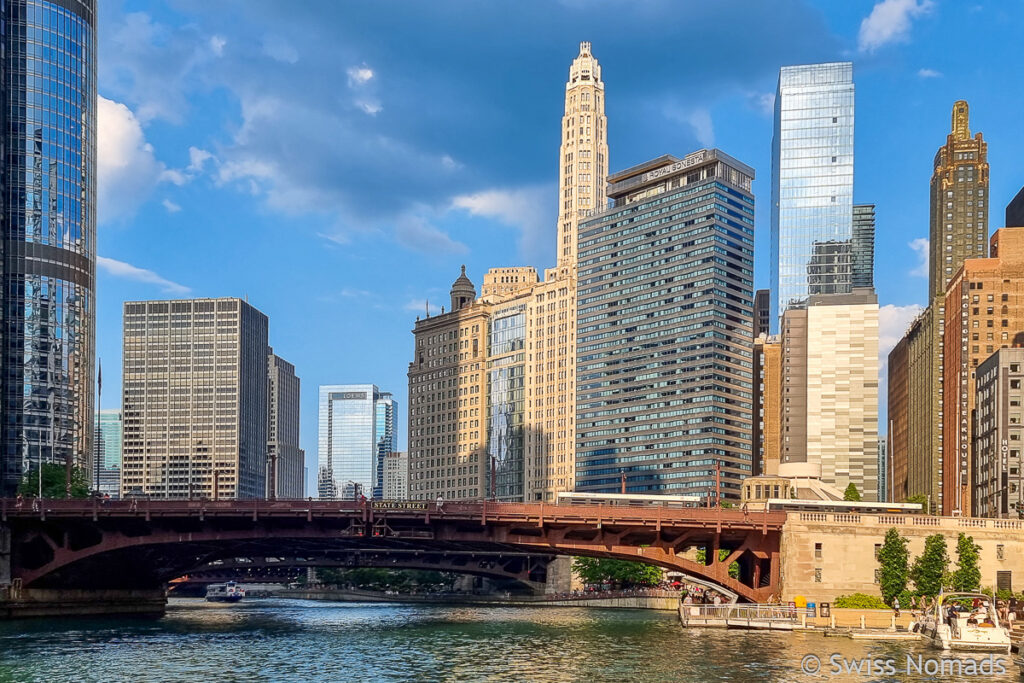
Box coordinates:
[973,348,1024,518]
[121,299,269,499]
[929,101,989,300]
[268,351,303,498]
[93,409,122,498]
[576,149,755,497]
[753,289,772,339]
[317,384,396,500]
[0,0,97,495]
[770,62,854,325]
[373,393,397,498]
[852,204,876,289]
[556,41,608,272]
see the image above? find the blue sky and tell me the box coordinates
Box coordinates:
[96,0,1024,493]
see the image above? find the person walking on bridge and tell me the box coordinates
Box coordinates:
[436,494,444,513]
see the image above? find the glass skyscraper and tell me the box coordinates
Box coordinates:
[317,384,397,500]
[770,62,854,326]
[0,0,97,495]
[576,149,755,497]
[93,409,121,498]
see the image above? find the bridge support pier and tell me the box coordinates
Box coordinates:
[0,588,166,621]
[0,525,10,587]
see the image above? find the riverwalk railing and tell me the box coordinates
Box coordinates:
[679,603,800,627]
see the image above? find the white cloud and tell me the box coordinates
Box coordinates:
[159,168,188,186]
[162,199,182,213]
[663,105,715,147]
[917,68,942,78]
[394,214,468,255]
[346,66,374,87]
[356,99,383,116]
[209,35,226,57]
[908,237,929,277]
[316,231,350,246]
[858,0,934,53]
[97,256,190,294]
[404,298,442,316]
[451,185,555,265]
[440,154,461,170]
[97,96,171,223]
[262,35,299,64]
[187,147,214,174]
[752,92,775,116]
[878,303,924,361]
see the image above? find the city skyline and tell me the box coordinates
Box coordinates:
[91,1,1024,494]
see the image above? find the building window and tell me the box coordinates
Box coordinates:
[874,569,881,584]
[814,542,822,560]
[997,545,1005,561]
[874,543,882,560]
[814,568,822,583]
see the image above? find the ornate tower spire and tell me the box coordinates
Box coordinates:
[556,41,608,271]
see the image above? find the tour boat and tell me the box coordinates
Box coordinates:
[205,581,244,603]
[913,592,1011,653]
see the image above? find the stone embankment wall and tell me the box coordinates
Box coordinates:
[0,588,167,620]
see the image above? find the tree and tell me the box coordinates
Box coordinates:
[905,494,929,514]
[694,548,740,580]
[877,528,910,606]
[949,533,981,592]
[17,463,89,499]
[843,483,862,502]
[571,557,663,587]
[911,534,949,597]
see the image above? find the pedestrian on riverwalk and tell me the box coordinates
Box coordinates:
[893,596,901,618]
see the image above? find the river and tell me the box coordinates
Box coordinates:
[0,599,1020,681]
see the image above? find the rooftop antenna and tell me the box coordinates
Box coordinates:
[426,299,429,318]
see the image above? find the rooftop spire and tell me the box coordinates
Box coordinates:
[952,100,970,141]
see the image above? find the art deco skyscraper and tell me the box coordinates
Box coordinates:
[929,101,989,299]
[770,63,855,325]
[555,41,608,272]
[0,0,97,495]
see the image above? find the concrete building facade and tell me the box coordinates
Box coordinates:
[973,348,1024,518]
[576,149,755,497]
[781,292,879,499]
[753,335,782,477]
[120,298,269,499]
[268,351,303,499]
[382,451,408,500]
[887,335,909,502]
[943,228,1024,516]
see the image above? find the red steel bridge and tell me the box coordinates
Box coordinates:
[0,499,785,602]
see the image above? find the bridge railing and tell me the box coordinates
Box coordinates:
[680,603,800,625]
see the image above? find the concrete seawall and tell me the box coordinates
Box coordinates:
[0,589,167,620]
[282,589,680,611]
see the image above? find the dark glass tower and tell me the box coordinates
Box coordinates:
[0,0,96,495]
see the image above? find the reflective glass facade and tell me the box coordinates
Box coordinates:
[373,393,395,498]
[576,150,755,497]
[92,409,120,498]
[487,305,525,500]
[770,62,854,326]
[0,0,96,495]
[317,384,396,500]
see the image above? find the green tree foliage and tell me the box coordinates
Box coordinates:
[843,483,862,502]
[949,533,981,592]
[877,528,910,606]
[905,494,929,514]
[834,593,888,609]
[911,534,949,597]
[694,548,741,580]
[17,463,90,499]
[571,557,663,587]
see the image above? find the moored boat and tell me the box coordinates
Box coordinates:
[914,592,1011,653]
[205,581,244,603]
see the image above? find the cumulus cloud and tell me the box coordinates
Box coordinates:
[347,66,375,87]
[917,68,942,78]
[209,35,226,57]
[187,147,214,174]
[356,99,383,116]
[878,303,924,361]
[908,237,929,277]
[395,215,468,255]
[97,256,190,294]
[162,199,182,213]
[451,185,555,265]
[858,0,934,53]
[663,105,715,147]
[262,35,299,64]
[97,96,175,223]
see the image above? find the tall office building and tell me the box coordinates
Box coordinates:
[121,299,269,499]
[576,149,755,497]
[382,451,408,500]
[317,384,396,500]
[407,269,489,502]
[556,41,608,272]
[780,291,880,499]
[1008,186,1024,228]
[973,348,1024,518]
[0,0,97,495]
[373,393,397,498]
[888,335,910,502]
[93,409,122,498]
[753,290,772,339]
[852,204,876,289]
[942,227,1024,516]
[752,335,782,476]
[268,351,303,498]
[888,101,990,513]
[770,62,855,325]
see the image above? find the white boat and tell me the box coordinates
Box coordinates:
[205,581,245,603]
[914,592,1011,653]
